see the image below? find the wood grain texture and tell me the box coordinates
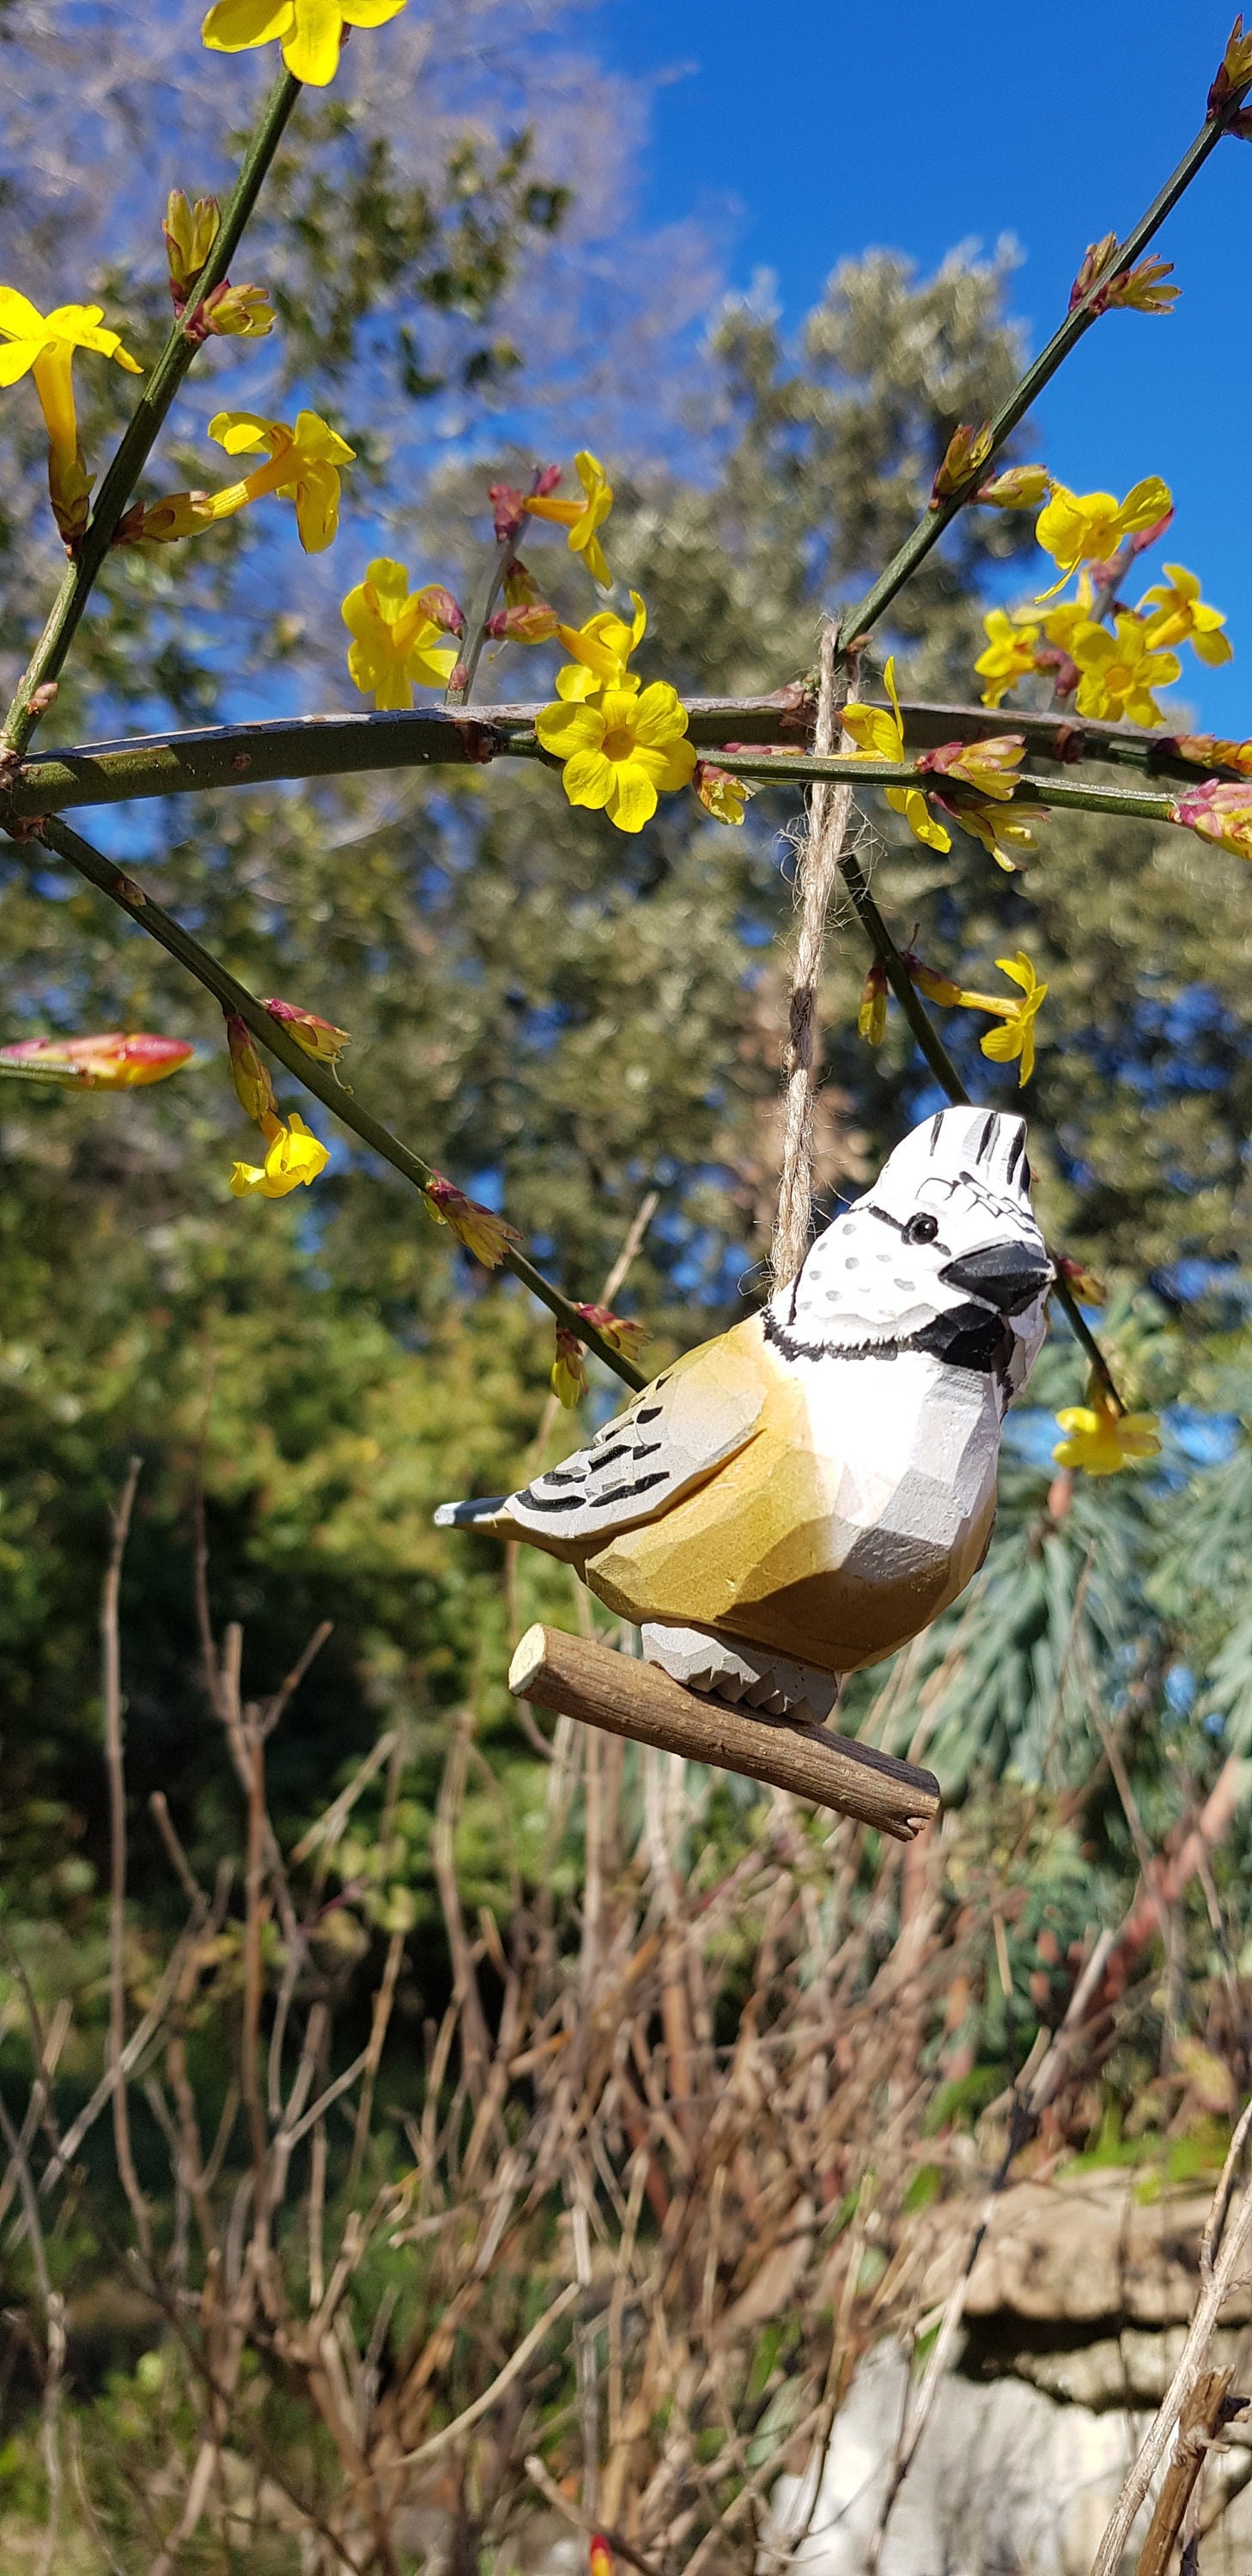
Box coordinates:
[507,1625,940,1839]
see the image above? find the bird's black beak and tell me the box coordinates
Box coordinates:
[939,1241,1053,1315]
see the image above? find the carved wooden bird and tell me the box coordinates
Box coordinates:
[436,1109,1052,1722]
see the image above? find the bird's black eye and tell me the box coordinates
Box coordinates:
[904,1212,939,1245]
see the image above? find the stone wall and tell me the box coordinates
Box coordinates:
[768,2170,1252,2576]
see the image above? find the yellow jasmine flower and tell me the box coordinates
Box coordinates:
[552,592,647,702]
[842,657,951,851]
[948,800,1046,872]
[1035,576,1097,656]
[1034,476,1171,588]
[1071,614,1181,726]
[976,465,1053,509]
[341,558,459,707]
[423,1173,521,1268]
[260,996,351,1064]
[536,681,696,835]
[202,0,407,88]
[205,409,355,553]
[552,1324,590,1409]
[1053,1384,1161,1477]
[857,960,889,1046]
[915,951,1048,1084]
[524,451,614,588]
[230,1111,329,1199]
[0,287,142,542]
[975,952,1048,1086]
[1138,562,1233,666]
[975,609,1040,709]
[693,761,754,825]
[0,1032,194,1087]
[1172,781,1252,862]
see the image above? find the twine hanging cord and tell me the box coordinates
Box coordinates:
[771,628,861,1289]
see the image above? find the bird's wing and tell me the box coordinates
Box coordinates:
[505,1327,768,1547]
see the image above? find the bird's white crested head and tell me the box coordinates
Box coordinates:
[766,1107,1051,1399]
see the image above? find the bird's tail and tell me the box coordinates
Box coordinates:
[434,1495,514,1534]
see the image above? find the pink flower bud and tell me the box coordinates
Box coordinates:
[424,1174,521,1267]
[0,1032,195,1089]
[486,603,558,642]
[260,997,351,1064]
[413,584,465,635]
[489,483,526,541]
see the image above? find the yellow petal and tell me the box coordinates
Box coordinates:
[280,0,346,82]
[629,680,690,747]
[536,699,605,755]
[605,760,660,834]
[882,655,904,740]
[210,410,277,457]
[561,747,615,810]
[0,286,51,340]
[203,0,294,49]
[293,459,341,552]
[580,531,612,588]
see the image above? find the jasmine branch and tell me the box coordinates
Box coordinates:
[12,812,648,1394]
[3,698,1239,825]
[837,848,1124,1411]
[445,469,545,708]
[831,57,1252,663]
[1,67,302,758]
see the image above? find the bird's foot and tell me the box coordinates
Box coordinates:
[640,1622,840,1727]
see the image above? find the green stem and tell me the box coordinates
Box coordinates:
[838,848,1124,1412]
[19,814,647,1394]
[2,702,1227,825]
[833,84,1248,663]
[0,1059,111,1087]
[698,756,1181,826]
[1,68,302,757]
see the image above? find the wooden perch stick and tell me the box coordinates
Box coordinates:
[508,1625,940,1838]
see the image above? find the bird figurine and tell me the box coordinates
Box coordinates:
[436,1107,1052,1724]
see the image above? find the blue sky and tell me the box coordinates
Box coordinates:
[589,0,1252,732]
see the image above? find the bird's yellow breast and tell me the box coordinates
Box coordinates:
[582,1313,999,1674]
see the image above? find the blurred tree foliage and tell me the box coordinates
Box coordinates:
[2,0,1252,1968]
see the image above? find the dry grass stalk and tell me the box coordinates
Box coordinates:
[4,1516,1252,2572]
